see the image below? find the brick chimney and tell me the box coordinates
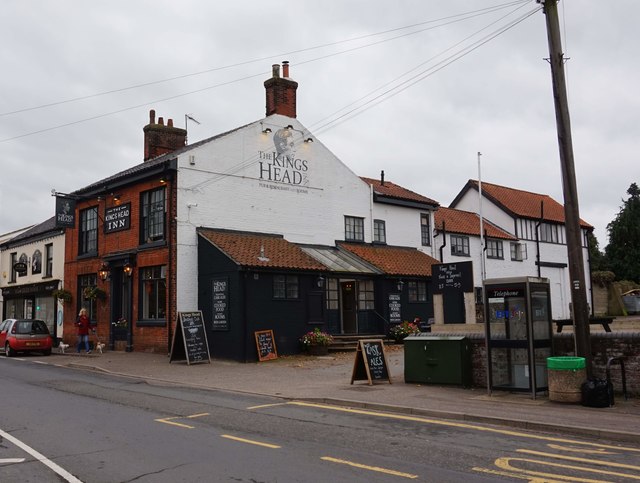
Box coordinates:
[264,61,298,118]
[143,109,187,161]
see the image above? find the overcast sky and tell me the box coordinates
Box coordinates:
[1,1,637,247]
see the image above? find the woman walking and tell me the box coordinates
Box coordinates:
[76,308,91,354]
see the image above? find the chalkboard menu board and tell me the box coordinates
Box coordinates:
[350,339,391,385]
[388,293,401,324]
[255,330,278,362]
[211,278,229,331]
[169,311,211,365]
[433,261,474,294]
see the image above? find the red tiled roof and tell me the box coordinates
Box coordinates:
[459,180,592,228]
[338,243,439,276]
[435,207,516,240]
[361,177,439,207]
[198,228,326,271]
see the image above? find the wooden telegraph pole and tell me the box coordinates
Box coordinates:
[538,0,592,377]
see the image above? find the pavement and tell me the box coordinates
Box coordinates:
[30,343,640,445]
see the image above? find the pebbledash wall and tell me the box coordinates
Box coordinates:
[463,333,639,394]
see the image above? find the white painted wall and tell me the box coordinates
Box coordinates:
[174,114,374,311]
[371,203,437,257]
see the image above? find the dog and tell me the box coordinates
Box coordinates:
[95,342,105,354]
[58,342,69,354]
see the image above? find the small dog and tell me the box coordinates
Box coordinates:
[95,342,105,354]
[58,342,69,354]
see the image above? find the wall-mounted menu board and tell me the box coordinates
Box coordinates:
[211,278,229,331]
[255,330,278,362]
[169,311,211,365]
[350,339,391,385]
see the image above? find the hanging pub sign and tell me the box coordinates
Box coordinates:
[13,262,28,275]
[55,196,76,228]
[104,203,131,234]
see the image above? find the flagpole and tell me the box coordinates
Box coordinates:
[478,151,485,281]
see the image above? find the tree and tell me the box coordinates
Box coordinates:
[587,232,607,272]
[605,183,640,282]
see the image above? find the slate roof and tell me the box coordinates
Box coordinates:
[451,180,592,228]
[435,207,517,240]
[338,242,439,276]
[361,177,439,207]
[0,216,62,248]
[197,228,326,271]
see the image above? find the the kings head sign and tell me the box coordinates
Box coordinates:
[104,203,131,234]
[258,127,309,187]
[55,196,76,228]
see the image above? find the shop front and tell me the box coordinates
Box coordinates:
[1,280,61,340]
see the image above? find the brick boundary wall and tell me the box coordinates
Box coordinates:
[450,333,639,395]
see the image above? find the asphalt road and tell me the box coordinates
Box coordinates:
[1,357,638,482]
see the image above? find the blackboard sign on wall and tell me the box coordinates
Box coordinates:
[169,311,211,365]
[255,330,278,361]
[350,339,392,385]
[388,293,401,324]
[211,278,229,331]
[433,261,474,294]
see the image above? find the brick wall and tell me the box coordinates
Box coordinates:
[462,333,639,395]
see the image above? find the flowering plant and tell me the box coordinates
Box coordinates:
[83,286,107,300]
[112,318,128,328]
[389,321,420,341]
[300,327,334,347]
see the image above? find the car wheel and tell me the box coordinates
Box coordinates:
[42,348,52,356]
[5,342,16,357]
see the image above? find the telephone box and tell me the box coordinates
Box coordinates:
[484,277,552,398]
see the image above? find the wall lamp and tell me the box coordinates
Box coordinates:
[285,125,293,130]
[113,194,122,203]
[98,263,110,281]
[262,127,272,134]
[316,274,325,288]
[304,137,314,143]
[397,279,405,292]
[123,263,133,277]
[160,177,167,184]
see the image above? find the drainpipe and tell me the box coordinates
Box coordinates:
[535,201,543,278]
[439,221,447,262]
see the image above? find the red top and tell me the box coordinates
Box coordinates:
[76,315,91,335]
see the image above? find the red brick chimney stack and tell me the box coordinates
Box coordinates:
[264,61,298,118]
[143,109,187,161]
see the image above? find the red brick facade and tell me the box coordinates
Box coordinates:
[62,175,176,353]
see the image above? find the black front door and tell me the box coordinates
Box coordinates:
[341,281,357,334]
[109,268,132,350]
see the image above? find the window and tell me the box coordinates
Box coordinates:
[539,223,559,243]
[420,213,431,246]
[18,253,27,277]
[357,280,374,310]
[9,252,17,282]
[273,275,299,299]
[45,243,53,277]
[408,281,427,302]
[141,188,166,243]
[326,278,339,310]
[486,239,504,259]
[373,220,386,243]
[510,242,527,261]
[79,206,98,255]
[140,266,167,320]
[78,274,98,321]
[32,249,42,274]
[344,216,364,241]
[451,235,470,256]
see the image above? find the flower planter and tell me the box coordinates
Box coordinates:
[307,345,329,356]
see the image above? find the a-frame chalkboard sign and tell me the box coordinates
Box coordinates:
[254,330,278,362]
[169,311,211,365]
[350,339,392,385]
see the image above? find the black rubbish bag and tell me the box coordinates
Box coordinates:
[581,378,613,408]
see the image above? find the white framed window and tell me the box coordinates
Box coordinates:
[510,242,527,261]
[420,213,431,246]
[486,239,504,259]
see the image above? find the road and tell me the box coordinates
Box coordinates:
[1,357,638,482]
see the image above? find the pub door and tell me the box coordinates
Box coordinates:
[109,268,133,351]
[341,281,357,334]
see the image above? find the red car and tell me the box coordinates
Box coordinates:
[0,319,53,357]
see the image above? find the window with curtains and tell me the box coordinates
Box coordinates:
[79,206,98,255]
[141,188,166,243]
[140,266,167,320]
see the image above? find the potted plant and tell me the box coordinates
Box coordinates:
[389,321,420,342]
[83,286,107,301]
[52,288,72,303]
[300,327,334,355]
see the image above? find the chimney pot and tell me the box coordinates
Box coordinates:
[381,170,385,186]
[143,109,187,161]
[282,61,289,78]
[158,117,164,126]
[264,62,298,118]
[150,109,156,124]
[168,119,173,127]
[272,64,280,78]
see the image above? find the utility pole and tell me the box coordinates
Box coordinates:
[538,0,592,377]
